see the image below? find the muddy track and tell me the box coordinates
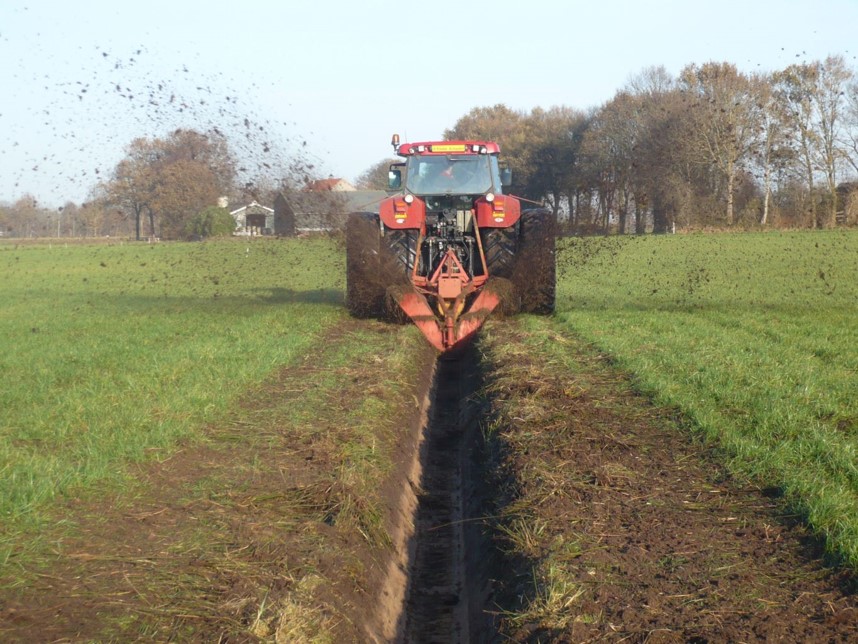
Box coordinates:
[1,316,854,642]
[395,351,496,643]
[382,322,856,643]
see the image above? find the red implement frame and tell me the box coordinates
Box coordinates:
[392,219,500,353]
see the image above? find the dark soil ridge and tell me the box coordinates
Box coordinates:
[478,319,857,642]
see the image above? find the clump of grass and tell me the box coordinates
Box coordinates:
[496,515,548,557]
[269,575,337,643]
[504,563,585,631]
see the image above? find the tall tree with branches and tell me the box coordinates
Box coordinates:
[679,62,757,225]
[815,55,852,226]
[106,129,236,239]
[773,63,822,226]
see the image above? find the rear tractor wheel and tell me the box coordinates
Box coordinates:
[513,209,556,314]
[379,227,418,323]
[482,222,518,278]
[345,212,385,318]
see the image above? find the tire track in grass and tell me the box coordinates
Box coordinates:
[0,319,435,643]
[479,317,856,642]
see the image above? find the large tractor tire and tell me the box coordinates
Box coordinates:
[381,228,418,323]
[380,227,418,324]
[382,227,418,279]
[481,223,521,314]
[481,223,519,278]
[346,212,386,318]
[512,209,556,314]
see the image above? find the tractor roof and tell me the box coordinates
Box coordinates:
[395,140,501,157]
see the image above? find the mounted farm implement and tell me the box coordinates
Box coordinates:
[346,135,555,353]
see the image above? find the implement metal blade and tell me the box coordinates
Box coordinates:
[394,286,501,354]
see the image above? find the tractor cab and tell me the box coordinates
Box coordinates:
[404,151,499,198]
[388,138,511,198]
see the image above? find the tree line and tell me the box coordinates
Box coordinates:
[405,57,858,233]
[5,56,858,239]
[0,128,298,241]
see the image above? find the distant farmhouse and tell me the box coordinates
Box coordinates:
[230,179,388,236]
[230,201,275,235]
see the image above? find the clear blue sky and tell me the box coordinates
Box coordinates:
[2,0,857,207]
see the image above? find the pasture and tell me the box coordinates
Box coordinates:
[0,237,345,540]
[555,229,858,566]
[0,230,856,640]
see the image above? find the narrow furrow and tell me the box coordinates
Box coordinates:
[398,352,495,643]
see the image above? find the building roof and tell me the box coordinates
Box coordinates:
[230,200,274,216]
[278,190,389,231]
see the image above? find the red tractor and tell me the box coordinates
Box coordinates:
[346,135,555,353]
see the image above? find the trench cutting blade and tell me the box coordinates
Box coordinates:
[395,286,501,354]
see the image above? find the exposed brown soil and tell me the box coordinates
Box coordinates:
[1,315,856,643]
[345,212,411,320]
[395,349,500,643]
[511,209,556,314]
[0,320,437,642]
[477,320,857,642]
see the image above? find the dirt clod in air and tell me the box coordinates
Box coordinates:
[345,213,411,320]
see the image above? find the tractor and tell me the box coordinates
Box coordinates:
[346,135,555,353]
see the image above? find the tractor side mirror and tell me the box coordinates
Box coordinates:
[500,167,512,187]
[388,165,403,190]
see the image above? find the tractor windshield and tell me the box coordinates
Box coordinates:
[405,155,493,196]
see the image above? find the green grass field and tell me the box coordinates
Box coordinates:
[0,235,434,641]
[554,229,858,566]
[0,237,346,540]
[2,228,857,587]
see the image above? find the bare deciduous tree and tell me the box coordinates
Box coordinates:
[773,63,822,226]
[815,55,852,226]
[679,62,758,225]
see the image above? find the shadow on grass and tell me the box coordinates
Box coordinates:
[59,288,348,317]
[251,287,344,306]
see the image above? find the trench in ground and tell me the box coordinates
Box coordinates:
[387,346,519,644]
[372,327,857,643]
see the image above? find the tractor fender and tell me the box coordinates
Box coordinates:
[379,194,426,232]
[474,194,521,228]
